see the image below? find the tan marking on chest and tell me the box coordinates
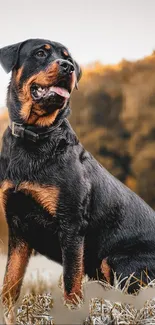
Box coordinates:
[18,182,59,215]
[0,181,14,212]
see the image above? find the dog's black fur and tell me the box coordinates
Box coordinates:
[1,39,155,315]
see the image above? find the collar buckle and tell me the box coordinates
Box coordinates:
[12,122,24,138]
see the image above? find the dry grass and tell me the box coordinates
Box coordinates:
[1,255,155,324]
[85,297,155,325]
[85,276,155,325]
[0,255,62,324]
[16,293,54,325]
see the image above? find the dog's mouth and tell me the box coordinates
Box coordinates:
[30,79,71,102]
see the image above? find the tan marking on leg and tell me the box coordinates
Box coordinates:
[64,246,84,303]
[18,182,59,215]
[2,243,32,325]
[101,258,111,283]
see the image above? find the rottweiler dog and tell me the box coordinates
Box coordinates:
[1,38,155,324]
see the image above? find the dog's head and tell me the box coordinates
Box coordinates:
[0,39,82,126]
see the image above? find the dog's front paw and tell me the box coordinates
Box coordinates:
[64,290,83,308]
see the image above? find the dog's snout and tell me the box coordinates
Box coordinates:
[57,59,74,74]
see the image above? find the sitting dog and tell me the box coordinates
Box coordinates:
[1,38,155,324]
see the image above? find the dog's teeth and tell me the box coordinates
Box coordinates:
[33,85,70,99]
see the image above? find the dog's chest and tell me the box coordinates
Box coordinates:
[0,180,59,216]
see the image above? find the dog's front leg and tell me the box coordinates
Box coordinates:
[59,231,84,305]
[2,231,32,325]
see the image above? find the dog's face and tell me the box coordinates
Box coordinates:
[0,39,82,126]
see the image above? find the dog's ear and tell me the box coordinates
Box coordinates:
[74,60,82,83]
[0,42,24,73]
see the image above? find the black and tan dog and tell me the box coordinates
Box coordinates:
[1,38,155,324]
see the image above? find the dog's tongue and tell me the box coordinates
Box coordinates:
[50,86,70,99]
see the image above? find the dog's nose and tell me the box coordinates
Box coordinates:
[57,59,74,74]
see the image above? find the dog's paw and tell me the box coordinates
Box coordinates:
[64,290,83,309]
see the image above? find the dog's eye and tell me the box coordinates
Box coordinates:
[35,49,47,58]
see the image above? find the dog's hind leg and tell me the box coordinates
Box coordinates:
[2,229,32,325]
[102,254,155,293]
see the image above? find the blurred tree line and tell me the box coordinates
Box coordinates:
[1,53,155,212]
[70,54,155,209]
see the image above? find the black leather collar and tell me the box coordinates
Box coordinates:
[9,107,70,142]
[9,121,62,142]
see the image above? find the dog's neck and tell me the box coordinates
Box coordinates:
[7,83,24,124]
